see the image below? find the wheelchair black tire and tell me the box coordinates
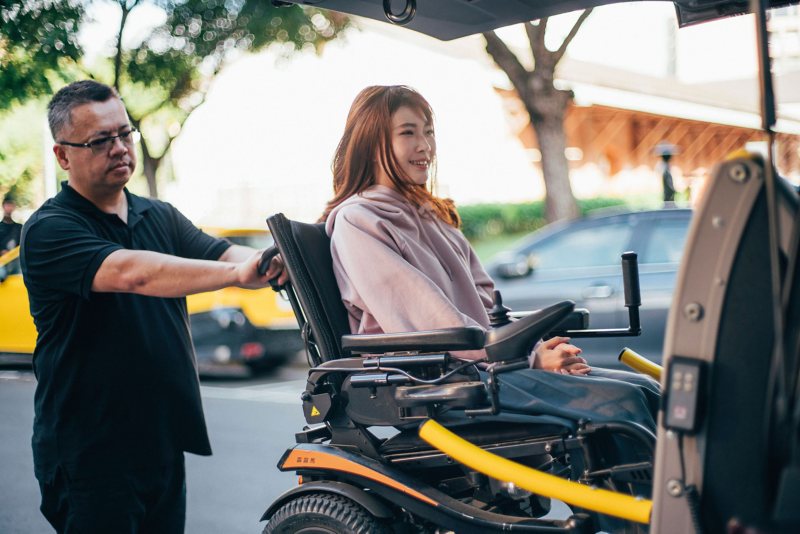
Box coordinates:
[263,492,390,534]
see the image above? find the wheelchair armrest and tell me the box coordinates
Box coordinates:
[341,326,485,354]
[485,301,575,362]
[510,308,590,331]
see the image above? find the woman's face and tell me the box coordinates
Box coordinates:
[377,105,435,189]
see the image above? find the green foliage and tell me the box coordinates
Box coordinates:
[0,99,47,205]
[125,1,347,99]
[458,197,630,240]
[0,0,84,110]
[1,0,351,197]
[115,0,351,159]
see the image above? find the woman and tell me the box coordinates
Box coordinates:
[320,85,659,432]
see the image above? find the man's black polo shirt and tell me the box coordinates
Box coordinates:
[21,183,231,483]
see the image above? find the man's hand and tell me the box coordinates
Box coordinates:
[533,336,591,375]
[235,250,288,289]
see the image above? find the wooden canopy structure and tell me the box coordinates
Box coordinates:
[498,87,800,178]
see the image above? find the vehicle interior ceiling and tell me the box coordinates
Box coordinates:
[283,0,800,39]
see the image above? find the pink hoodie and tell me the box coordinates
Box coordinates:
[326,185,494,360]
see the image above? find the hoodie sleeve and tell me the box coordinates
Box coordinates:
[467,239,495,311]
[331,207,487,360]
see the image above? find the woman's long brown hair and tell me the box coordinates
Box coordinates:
[319,85,460,228]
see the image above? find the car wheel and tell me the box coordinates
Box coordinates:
[263,493,389,534]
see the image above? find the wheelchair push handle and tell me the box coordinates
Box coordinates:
[257,245,280,276]
[256,245,283,291]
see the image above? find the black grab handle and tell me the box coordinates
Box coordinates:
[621,252,641,332]
[621,252,642,308]
[383,0,416,25]
[548,252,642,338]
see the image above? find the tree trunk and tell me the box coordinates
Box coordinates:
[533,115,579,222]
[484,11,592,223]
[523,76,580,222]
[139,136,161,199]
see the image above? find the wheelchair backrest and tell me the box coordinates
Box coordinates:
[266,213,352,362]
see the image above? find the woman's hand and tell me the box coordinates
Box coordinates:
[533,336,591,375]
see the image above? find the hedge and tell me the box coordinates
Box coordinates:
[458,197,629,240]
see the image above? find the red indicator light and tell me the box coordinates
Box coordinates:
[240,342,265,360]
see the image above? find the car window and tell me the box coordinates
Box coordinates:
[641,218,691,264]
[529,221,635,270]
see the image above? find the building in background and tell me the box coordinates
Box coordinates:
[496,57,800,204]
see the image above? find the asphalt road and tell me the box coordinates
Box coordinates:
[0,360,310,534]
[0,356,575,533]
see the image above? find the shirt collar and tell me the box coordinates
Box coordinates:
[56,181,151,224]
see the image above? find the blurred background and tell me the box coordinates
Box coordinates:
[3,2,800,532]
[3,2,800,232]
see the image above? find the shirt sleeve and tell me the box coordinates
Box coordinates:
[331,209,487,360]
[21,215,123,300]
[168,205,231,261]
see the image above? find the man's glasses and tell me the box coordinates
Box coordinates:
[59,128,141,155]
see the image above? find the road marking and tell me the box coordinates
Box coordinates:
[200,380,307,405]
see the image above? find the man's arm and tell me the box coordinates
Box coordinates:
[218,244,289,284]
[218,244,256,263]
[92,247,282,297]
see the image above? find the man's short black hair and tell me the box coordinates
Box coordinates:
[47,80,121,141]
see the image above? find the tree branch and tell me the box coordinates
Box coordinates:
[113,0,131,89]
[553,8,592,64]
[526,19,547,61]
[483,31,530,95]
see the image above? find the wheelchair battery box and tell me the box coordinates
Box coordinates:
[663,356,706,433]
[303,393,337,424]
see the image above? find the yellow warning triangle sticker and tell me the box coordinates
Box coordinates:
[310,406,321,416]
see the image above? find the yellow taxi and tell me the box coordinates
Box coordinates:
[0,229,302,376]
[0,246,36,364]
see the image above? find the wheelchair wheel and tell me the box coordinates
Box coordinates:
[263,493,389,534]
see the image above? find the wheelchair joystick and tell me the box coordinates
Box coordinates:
[488,290,512,328]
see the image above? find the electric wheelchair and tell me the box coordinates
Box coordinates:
[256,213,660,534]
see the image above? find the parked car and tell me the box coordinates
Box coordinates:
[486,206,692,368]
[0,228,303,376]
[189,228,304,376]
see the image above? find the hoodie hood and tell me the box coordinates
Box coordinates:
[326,185,454,280]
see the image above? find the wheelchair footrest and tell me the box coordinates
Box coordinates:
[394,381,488,408]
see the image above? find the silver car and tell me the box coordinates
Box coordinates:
[487,207,692,367]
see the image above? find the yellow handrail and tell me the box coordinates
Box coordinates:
[618,348,662,381]
[418,419,652,525]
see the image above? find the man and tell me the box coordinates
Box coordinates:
[20,80,286,534]
[1,196,23,254]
